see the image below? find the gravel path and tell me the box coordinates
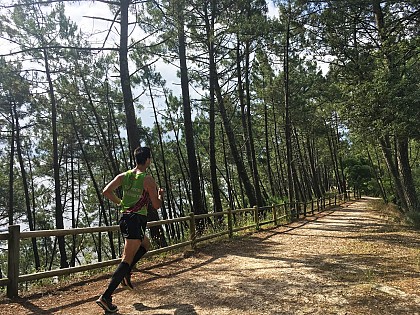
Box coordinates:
[1,197,419,315]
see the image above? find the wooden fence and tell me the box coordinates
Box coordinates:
[0,192,354,298]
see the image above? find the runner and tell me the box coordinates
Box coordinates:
[96,146,164,313]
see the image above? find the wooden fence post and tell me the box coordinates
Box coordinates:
[7,225,20,298]
[254,206,260,230]
[311,199,314,215]
[189,212,196,251]
[272,204,277,226]
[285,203,291,222]
[227,208,233,238]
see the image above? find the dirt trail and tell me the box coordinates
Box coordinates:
[1,197,419,315]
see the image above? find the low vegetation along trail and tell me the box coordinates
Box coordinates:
[1,197,419,315]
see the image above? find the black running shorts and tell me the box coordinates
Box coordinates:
[119,213,147,240]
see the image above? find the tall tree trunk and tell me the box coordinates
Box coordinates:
[264,99,275,197]
[236,41,253,187]
[221,123,234,210]
[366,144,387,201]
[70,147,76,267]
[80,72,119,176]
[177,2,205,216]
[396,137,418,212]
[284,4,294,204]
[71,114,117,259]
[8,104,15,225]
[272,99,286,197]
[106,77,129,171]
[44,49,68,268]
[214,77,257,207]
[120,0,140,155]
[148,77,169,247]
[244,40,264,206]
[165,104,193,210]
[326,123,342,193]
[204,1,223,214]
[373,0,418,213]
[307,136,322,198]
[293,128,311,200]
[13,103,41,270]
[334,115,347,196]
[379,135,408,210]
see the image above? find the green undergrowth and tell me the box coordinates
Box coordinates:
[368,198,420,229]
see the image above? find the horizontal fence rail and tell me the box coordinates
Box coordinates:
[0,192,357,298]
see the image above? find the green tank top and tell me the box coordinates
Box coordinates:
[120,170,148,216]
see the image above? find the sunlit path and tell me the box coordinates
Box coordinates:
[1,198,419,315]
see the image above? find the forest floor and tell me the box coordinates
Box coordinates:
[1,197,419,315]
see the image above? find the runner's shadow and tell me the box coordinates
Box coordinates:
[134,302,198,315]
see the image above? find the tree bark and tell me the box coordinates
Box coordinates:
[71,113,117,259]
[244,40,264,206]
[8,104,15,226]
[176,2,205,216]
[284,5,294,203]
[204,1,223,214]
[148,77,169,246]
[379,135,407,210]
[44,49,68,268]
[13,103,41,270]
[120,0,140,155]
[214,77,257,207]
[396,137,418,212]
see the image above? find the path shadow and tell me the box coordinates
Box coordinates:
[6,294,99,315]
[134,302,198,315]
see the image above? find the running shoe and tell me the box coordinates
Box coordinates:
[121,273,134,290]
[96,295,118,313]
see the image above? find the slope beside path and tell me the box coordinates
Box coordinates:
[1,197,419,315]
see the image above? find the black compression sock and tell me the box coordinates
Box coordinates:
[129,246,148,273]
[103,261,130,298]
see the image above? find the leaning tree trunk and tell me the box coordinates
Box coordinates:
[326,123,343,193]
[214,77,257,207]
[71,114,117,259]
[80,72,119,176]
[396,137,418,212]
[379,135,408,210]
[373,1,418,213]
[366,144,387,202]
[165,105,193,210]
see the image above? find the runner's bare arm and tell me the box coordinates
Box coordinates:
[144,176,164,209]
[103,173,125,205]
